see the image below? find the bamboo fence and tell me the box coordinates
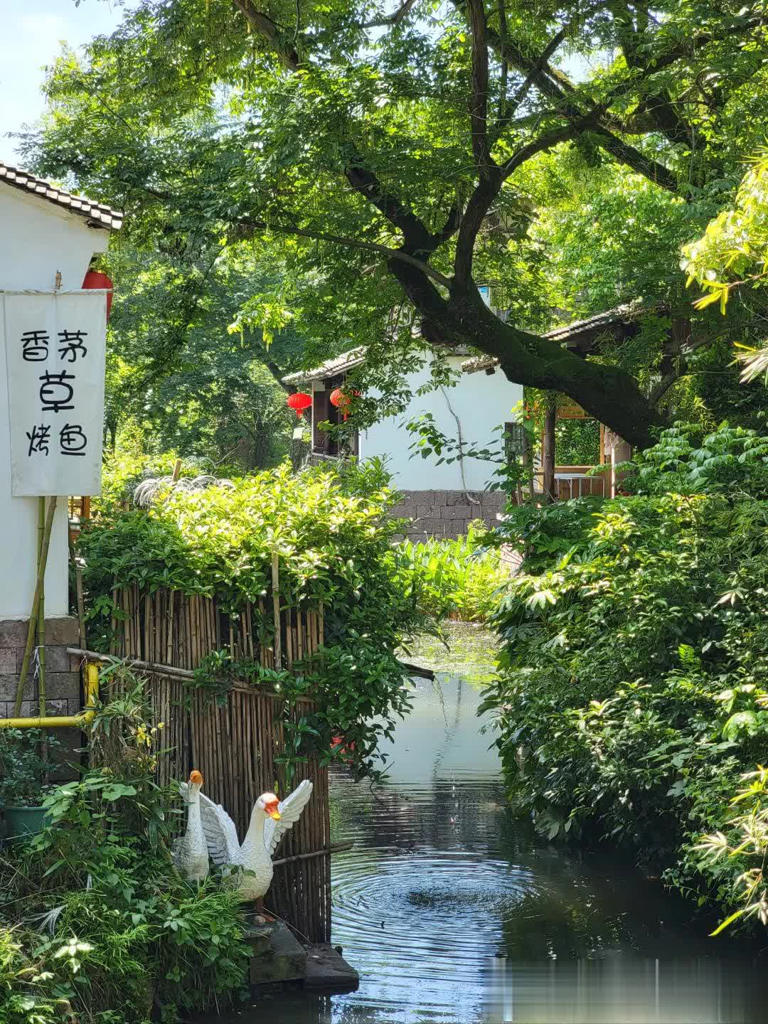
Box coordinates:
[109,579,331,943]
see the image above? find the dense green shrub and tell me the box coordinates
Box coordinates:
[78,458,425,779]
[482,425,768,920]
[397,525,507,622]
[0,676,249,1023]
[628,422,768,497]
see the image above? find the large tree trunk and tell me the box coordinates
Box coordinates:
[390,260,665,449]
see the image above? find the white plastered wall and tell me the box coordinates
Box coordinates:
[358,355,523,490]
[0,183,109,618]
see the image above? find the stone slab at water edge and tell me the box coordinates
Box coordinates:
[246,919,358,994]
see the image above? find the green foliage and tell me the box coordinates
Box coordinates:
[0,731,61,808]
[628,422,768,497]
[0,679,249,1024]
[27,0,768,443]
[683,153,768,315]
[555,418,600,467]
[682,152,768,386]
[482,425,768,919]
[695,766,768,933]
[78,457,424,779]
[398,526,507,622]
[0,924,87,1024]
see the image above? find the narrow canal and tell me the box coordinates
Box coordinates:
[228,627,768,1024]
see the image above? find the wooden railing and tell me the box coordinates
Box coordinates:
[533,465,608,501]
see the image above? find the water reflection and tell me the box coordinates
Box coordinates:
[220,667,768,1024]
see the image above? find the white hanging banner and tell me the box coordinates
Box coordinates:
[2,291,107,496]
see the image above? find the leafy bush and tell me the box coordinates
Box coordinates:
[0,676,249,1023]
[397,524,507,621]
[0,730,61,807]
[78,457,424,779]
[628,422,768,497]
[482,426,768,921]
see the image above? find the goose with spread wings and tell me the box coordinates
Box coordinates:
[179,779,313,902]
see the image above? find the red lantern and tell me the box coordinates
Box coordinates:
[82,270,114,321]
[286,391,312,418]
[330,387,360,421]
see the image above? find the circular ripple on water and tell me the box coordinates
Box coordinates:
[332,847,540,985]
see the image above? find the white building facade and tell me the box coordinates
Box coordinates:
[0,165,120,618]
[0,164,121,720]
[284,349,523,539]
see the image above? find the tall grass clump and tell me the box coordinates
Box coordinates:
[399,522,507,621]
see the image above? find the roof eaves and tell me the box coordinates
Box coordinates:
[0,162,124,232]
[282,346,368,385]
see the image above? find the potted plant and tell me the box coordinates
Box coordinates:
[0,729,60,842]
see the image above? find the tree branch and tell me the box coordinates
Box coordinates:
[454,115,598,285]
[362,0,419,29]
[479,7,680,192]
[591,128,678,192]
[491,25,568,142]
[467,0,494,177]
[232,217,452,288]
[344,159,437,254]
[233,0,300,68]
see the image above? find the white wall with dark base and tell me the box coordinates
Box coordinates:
[359,355,522,492]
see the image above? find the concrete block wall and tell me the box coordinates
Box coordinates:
[0,617,82,720]
[391,489,506,541]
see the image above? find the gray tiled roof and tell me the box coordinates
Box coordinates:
[0,162,123,231]
[282,346,367,385]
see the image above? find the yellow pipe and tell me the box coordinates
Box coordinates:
[0,663,99,730]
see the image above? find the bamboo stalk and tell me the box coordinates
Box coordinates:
[15,497,57,716]
[144,593,151,662]
[285,608,293,667]
[110,586,118,655]
[297,610,304,662]
[246,603,254,659]
[166,590,174,664]
[37,496,47,718]
[124,587,131,658]
[271,552,282,669]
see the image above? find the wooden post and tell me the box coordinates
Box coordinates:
[542,397,557,503]
[608,431,633,497]
[521,408,533,501]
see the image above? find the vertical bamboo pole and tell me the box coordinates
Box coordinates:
[272,552,282,669]
[166,590,174,664]
[15,497,57,716]
[37,496,47,718]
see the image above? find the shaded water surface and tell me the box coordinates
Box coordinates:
[221,632,768,1023]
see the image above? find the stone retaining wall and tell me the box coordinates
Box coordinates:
[391,489,506,541]
[0,617,82,721]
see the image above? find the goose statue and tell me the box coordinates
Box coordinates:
[172,770,210,883]
[179,778,313,904]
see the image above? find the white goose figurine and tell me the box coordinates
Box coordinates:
[181,779,313,903]
[173,770,210,883]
